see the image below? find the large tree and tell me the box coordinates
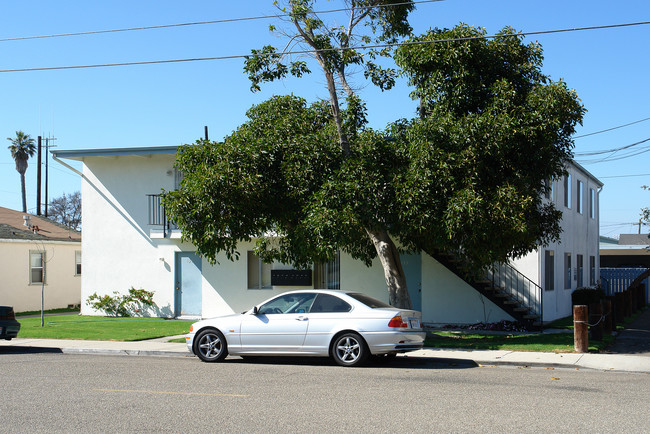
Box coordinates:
[48,191,81,230]
[7,130,36,213]
[391,24,585,268]
[165,14,584,308]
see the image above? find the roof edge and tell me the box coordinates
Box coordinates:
[51,145,183,160]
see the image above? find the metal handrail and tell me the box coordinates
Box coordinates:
[485,262,543,323]
[147,194,174,237]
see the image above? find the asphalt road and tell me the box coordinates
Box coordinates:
[2,352,648,433]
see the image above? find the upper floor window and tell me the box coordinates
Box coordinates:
[564,174,572,209]
[577,180,583,214]
[544,179,555,201]
[589,188,596,219]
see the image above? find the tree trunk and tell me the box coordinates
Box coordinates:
[366,228,412,309]
[20,171,27,213]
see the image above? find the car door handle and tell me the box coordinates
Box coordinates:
[295,316,308,321]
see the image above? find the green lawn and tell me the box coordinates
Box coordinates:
[425,330,614,353]
[17,315,193,341]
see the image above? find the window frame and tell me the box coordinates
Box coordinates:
[544,250,555,291]
[564,174,572,209]
[29,250,45,285]
[75,250,82,276]
[577,180,583,214]
[564,252,572,290]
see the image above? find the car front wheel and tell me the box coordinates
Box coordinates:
[331,332,368,367]
[194,329,228,362]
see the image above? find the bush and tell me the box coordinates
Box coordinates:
[572,287,605,306]
[86,287,156,317]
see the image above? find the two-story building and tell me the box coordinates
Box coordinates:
[52,145,601,324]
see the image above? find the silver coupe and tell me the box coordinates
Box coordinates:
[186,290,425,367]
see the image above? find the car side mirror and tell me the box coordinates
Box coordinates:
[252,306,259,315]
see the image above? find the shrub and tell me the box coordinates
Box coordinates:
[86,287,156,317]
[572,287,605,306]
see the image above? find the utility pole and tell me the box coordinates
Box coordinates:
[204,126,209,141]
[44,136,57,217]
[37,136,42,215]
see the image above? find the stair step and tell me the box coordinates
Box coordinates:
[503,300,520,305]
[513,307,529,312]
[486,286,506,292]
[493,292,510,298]
[523,314,540,320]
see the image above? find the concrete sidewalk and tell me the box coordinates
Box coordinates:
[3,335,648,373]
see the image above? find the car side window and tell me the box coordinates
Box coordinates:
[258,293,317,315]
[309,294,351,313]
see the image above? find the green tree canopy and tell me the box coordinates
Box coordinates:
[165,20,585,308]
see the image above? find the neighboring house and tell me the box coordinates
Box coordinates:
[0,206,81,312]
[52,146,601,325]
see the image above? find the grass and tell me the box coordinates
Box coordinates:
[16,315,192,341]
[424,307,648,353]
[424,331,614,353]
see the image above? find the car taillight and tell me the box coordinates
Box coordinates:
[388,315,408,328]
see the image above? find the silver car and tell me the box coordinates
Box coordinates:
[186,290,425,367]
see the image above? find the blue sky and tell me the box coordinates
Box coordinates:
[1,0,648,238]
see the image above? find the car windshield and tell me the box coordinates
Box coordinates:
[346,293,393,309]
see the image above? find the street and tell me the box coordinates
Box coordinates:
[1,351,648,433]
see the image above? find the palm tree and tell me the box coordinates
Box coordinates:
[7,131,36,213]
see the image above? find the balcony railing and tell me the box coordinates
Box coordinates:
[147,194,175,237]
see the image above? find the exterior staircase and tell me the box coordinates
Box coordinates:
[433,252,543,329]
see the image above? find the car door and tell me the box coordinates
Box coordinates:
[302,293,353,354]
[239,293,316,353]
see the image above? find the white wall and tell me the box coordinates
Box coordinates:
[80,154,179,316]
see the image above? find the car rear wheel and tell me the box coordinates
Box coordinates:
[331,332,368,367]
[195,329,228,362]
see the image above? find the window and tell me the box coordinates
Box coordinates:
[314,251,340,289]
[577,254,584,287]
[564,174,572,208]
[544,179,554,200]
[258,292,317,314]
[589,256,596,286]
[590,188,596,219]
[30,251,45,284]
[564,253,572,289]
[310,294,351,313]
[544,250,554,291]
[247,251,272,289]
[75,251,82,275]
[577,180,583,214]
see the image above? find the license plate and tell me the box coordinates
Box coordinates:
[409,319,421,329]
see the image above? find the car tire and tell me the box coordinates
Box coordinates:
[331,332,368,367]
[194,329,228,362]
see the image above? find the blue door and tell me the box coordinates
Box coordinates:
[400,252,422,312]
[175,252,202,317]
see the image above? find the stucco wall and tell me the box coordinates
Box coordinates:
[0,239,81,312]
[80,154,179,316]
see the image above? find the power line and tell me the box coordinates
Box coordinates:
[0,0,444,42]
[574,116,650,139]
[574,137,650,157]
[599,173,650,179]
[0,20,648,74]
